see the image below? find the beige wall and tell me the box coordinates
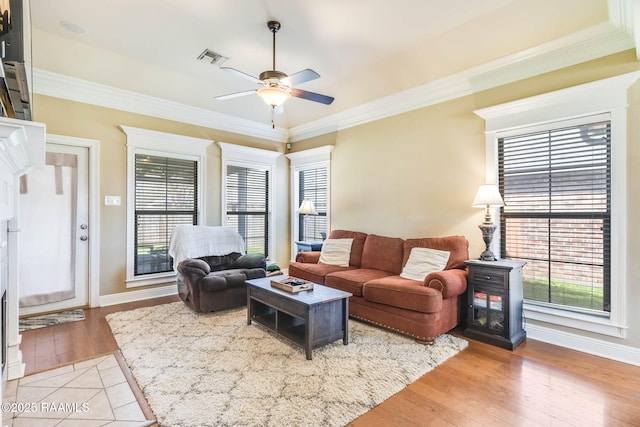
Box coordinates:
[31,98,290,296]
[292,50,640,349]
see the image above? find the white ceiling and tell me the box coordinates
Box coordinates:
[28,0,626,136]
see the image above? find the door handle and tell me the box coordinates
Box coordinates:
[80,235,88,241]
[80,224,88,230]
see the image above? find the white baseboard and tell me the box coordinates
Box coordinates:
[525,323,640,367]
[99,284,177,307]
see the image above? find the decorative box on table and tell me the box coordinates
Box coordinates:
[270,276,315,293]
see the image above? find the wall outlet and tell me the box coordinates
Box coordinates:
[105,195,121,206]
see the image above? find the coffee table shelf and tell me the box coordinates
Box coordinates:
[251,304,306,343]
[246,277,352,360]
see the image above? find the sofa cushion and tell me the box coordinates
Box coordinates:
[199,274,229,292]
[328,230,368,267]
[325,268,396,296]
[295,251,320,263]
[360,234,405,274]
[200,268,265,292]
[319,238,353,267]
[400,247,450,281]
[403,236,469,270]
[199,253,242,271]
[362,276,443,313]
[288,261,351,284]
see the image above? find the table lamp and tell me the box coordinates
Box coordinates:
[298,199,317,216]
[297,199,318,240]
[472,184,504,261]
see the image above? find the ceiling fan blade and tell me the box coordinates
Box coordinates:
[220,67,261,84]
[290,88,334,105]
[215,89,257,100]
[282,69,320,86]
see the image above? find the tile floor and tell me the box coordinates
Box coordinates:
[2,354,155,427]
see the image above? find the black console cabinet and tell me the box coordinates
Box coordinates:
[464,259,527,350]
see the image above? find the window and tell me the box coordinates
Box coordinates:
[134,154,198,275]
[287,146,333,254]
[122,126,210,287]
[225,165,269,256]
[298,166,327,241]
[218,142,280,261]
[474,72,638,338]
[499,119,611,315]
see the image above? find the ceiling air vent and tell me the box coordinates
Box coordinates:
[197,49,229,66]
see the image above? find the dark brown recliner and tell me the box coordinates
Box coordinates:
[176,252,266,313]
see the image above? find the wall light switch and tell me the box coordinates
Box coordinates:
[105,195,121,206]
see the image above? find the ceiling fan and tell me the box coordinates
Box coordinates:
[215,20,334,110]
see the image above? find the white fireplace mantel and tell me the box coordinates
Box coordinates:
[0,117,46,393]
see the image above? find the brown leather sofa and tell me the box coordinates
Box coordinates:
[176,253,266,313]
[288,230,469,343]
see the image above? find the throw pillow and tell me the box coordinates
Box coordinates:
[318,238,354,267]
[400,247,451,282]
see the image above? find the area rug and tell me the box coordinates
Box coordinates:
[19,309,86,332]
[106,301,468,427]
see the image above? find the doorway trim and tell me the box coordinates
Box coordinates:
[46,134,100,308]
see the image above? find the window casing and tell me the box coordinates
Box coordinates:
[122,126,209,287]
[499,118,611,316]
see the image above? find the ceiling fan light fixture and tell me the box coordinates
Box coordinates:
[257,86,290,108]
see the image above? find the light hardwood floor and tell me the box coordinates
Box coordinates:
[19,296,640,426]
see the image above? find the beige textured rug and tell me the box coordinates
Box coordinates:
[106,301,467,427]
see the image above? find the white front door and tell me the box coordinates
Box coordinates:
[18,143,89,316]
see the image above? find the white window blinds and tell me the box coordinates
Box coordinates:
[134,154,198,275]
[298,167,327,241]
[225,165,269,257]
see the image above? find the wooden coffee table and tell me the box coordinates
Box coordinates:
[245,277,352,360]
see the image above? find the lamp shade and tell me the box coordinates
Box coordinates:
[257,86,290,107]
[297,199,318,215]
[472,184,504,207]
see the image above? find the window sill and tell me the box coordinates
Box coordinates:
[126,272,176,288]
[524,302,627,338]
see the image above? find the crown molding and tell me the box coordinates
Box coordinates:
[288,21,635,141]
[32,68,289,142]
[612,0,640,60]
[608,0,636,32]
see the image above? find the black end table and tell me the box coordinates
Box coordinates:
[464,259,527,350]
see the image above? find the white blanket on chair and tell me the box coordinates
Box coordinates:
[169,225,246,270]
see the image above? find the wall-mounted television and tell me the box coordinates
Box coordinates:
[0,0,31,121]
